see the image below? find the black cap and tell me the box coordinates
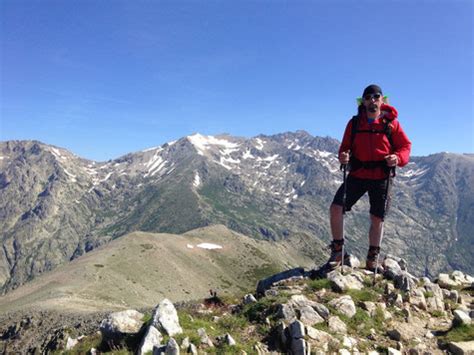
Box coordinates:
[363,84,383,97]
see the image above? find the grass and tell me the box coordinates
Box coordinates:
[424,291,435,298]
[346,288,379,303]
[308,278,333,291]
[173,306,261,353]
[336,306,386,338]
[439,324,474,343]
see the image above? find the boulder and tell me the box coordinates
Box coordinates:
[394,271,417,292]
[188,343,198,355]
[383,258,403,279]
[328,316,347,334]
[276,303,297,323]
[152,299,183,336]
[424,282,444,300]
[243,294,257,304]
[197,328,214,347]
[327,270,364,292]
[291,338,310,355]
[288,320,305,339]
[256,267,305,295]
[408,289,427,311]
[165,338,179,355]
[298,305,325,326]
[437,273,460,289]
[387,348,402,355]
[453,310,472,326]
[138,325,163,355]
[328,296,356,318]
[449,341,474,355]
[100,310,144,341]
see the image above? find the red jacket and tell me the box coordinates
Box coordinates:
[339,104,411,180]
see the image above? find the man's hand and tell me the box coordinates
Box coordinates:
[385,154,398,167]
[339,151,350,165]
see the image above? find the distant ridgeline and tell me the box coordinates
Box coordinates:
[0,133,473,292]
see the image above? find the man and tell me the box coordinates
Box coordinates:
[328,84,411,272]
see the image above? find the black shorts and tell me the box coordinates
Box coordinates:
[332,175,391,219]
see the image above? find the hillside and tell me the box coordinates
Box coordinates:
[0,225,311,313]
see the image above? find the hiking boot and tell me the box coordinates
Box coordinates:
[326,239,350,268]
[366,246,384,273]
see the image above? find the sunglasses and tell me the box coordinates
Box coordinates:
[363,93,382,101]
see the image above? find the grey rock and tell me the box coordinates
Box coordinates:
[385,254,408,270]
[152,299,183,336]
[383,258,403,279]
[409,289,427,310]
[306,326,332,342]
[361,301,377,316]
[220,333,236,346]
[180,337,189,350]
[424,282,444,300]
[256,267,305,295]
[342,335,357,348]
[276,303,297,322]
[328,295,356,318]
[394,271,417,292]
[298,305,325,325]
[243,294,257,304]
[449,290,460,303]
[187,343,198,355]
[438,273,460,289]
[448,341,474,355]
[387,348,402,355]
[327,270,364,292]
[138,325,163,355]
[291,338,310,355]
[288,320,305,339]
[328,316,347,334]
[100,310,144,340]
[453,310,472,326]
[197,328,214,347]
[165,338,179,355]
[313,303,330,320]
[426,295,445,312]
[387,329,402,341]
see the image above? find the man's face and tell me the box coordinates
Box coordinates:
[363,93,383,114]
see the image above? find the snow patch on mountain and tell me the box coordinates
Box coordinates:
[196,243,223,250]
[242,149,255,160]
[187,133,240,156]
[399,164,428,179]
[63,168,77,182]
[254,138,265,150]
[193,172,201,187]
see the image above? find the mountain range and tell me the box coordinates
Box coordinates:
[1,131,473,294]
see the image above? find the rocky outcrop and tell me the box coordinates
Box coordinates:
[1,262,473,354]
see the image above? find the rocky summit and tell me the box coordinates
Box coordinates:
[1,257,472,354]
[1,132,473,294]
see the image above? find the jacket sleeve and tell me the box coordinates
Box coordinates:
[392,121,411,167]
[338,119,353,156]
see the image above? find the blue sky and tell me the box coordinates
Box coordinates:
[1,0,472,161]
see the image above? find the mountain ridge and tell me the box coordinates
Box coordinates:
[1,132,473,293]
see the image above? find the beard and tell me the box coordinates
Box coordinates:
[367,104,378,113]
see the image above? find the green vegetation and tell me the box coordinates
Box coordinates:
[346,288,379,303]
[174,307,259,352]
[440,324,474,343]
[430,310,445,318]
[308,278,332,291]
[424,291,435,298]
[337,307,386,338]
